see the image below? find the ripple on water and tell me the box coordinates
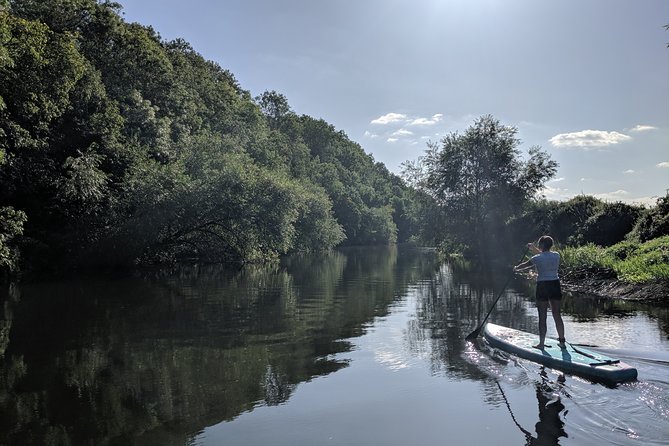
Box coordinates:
[465,339,669,446]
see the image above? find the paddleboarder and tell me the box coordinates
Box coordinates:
[514,235,565,350]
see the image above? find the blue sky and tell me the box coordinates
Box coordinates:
[117,0,669,206]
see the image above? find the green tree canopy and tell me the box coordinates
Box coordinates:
[0,1,417,274]
[630,192,669,242]
[405,115,558,257]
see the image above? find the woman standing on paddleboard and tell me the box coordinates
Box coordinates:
[514,235,565,350]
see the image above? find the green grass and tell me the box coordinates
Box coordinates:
[559,235,669,283]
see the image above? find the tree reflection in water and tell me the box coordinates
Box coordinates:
[0,246,667,445]
[0,246,438,445]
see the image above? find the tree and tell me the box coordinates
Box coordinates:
[407,115,557,258]
[548,195,602,245]
[0,2,421,275]
[630,192,669,242]
[0,206,26,273]
[573,201,643,247]
[255,90,293,130]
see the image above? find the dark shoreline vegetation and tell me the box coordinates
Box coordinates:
[1,1,668,300]
[558,235,669,302]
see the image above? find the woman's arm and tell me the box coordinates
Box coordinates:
[514,259,533,271]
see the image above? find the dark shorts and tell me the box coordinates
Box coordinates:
[536,280,562,301]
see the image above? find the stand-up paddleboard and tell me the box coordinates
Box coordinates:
[484,323,637,384]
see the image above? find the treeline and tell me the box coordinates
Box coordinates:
[404,115,669,262]
[0,0,424,274]
[515,193,668,249]
[2,1,665,276]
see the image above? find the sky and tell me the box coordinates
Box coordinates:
[117,0,669,206]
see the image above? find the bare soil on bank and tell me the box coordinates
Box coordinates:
[561,267,669,302]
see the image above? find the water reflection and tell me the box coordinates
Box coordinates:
[0,247,440,445]
[0,247,667,445]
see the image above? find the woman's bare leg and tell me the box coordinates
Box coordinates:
[549,299,565,344]
[534,300,549,349]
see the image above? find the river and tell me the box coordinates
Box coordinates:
[0,246,667,445]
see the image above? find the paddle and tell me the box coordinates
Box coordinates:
[465,247,530,341]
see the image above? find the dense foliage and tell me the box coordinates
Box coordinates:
[403,115,558,259]
[560,235,669,283]
[403,113,666,268]
[512,195,646,249]
[1,1,665,277]
[629,193,669,242]
[0,0,422,274]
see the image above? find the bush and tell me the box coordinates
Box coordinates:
[609,235,669,283]
[549,195,602,245]
[559,236,669,283]
[560,244,614,270]
[573,201,643,247]
[629,193,669,242]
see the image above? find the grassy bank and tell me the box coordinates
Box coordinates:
[559,235,669,284]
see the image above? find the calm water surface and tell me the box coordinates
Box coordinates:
[0,246,668,445]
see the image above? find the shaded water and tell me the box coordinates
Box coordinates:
[0,246,668,445]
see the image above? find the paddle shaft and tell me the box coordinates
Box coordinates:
[466,248,530,340]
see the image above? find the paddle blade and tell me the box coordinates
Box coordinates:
[465,327,481,341]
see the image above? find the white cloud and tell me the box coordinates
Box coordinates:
[539,188,656,206]
[387,137,399,143]
[549,130,631,148]
[628,196,658,207]
[592,190,658,206]
[371,113,407,125]
[550,177,566,182]
[540,184,570,200]
[409,114,443,126]
[629,124,657,132]
[657,162,669,168]
[364,130,378,139]
[592,190,630,201]
[390,128,413,137]
[623,169,635,174]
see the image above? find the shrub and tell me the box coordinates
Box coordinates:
[573,201,642,247]
[610,235,669,283]
[560,236,669,283]
[629,193,669,242]
[559,244,614,270]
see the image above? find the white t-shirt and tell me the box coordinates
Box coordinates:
[530,251,560,281]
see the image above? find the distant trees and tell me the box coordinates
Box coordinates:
[404,115,557,258]
[629,193,669,242]
[403,113,664,259]
[255,90,293,130]
[570,201,642,247]
[544,195,601,244]
[508,194,653,252]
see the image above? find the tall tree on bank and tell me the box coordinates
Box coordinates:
[0,1,413,274]
[404,115,557,259]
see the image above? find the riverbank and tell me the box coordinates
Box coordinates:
[560,266,669,302]
[556,236,669,302]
